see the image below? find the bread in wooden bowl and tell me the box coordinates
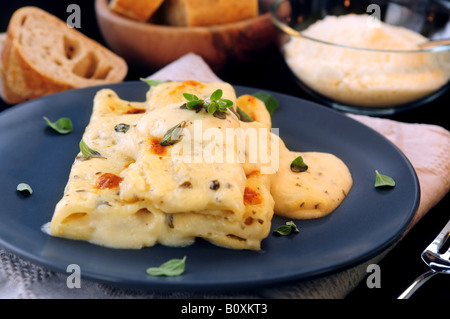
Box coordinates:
[109,0,165,21]
[0,6,128,104]
[95,0,278,72]
[162,0,258,27]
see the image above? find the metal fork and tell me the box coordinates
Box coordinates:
[397,219,450,299]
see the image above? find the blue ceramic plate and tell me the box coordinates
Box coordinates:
[0,82,419,292]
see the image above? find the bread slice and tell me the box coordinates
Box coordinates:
[0,6,128,104]
[219,0,259,24]
[163,0,220,27]
[163,0,258,27]
[109,0,165,21]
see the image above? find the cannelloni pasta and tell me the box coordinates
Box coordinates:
[48,80,353,250]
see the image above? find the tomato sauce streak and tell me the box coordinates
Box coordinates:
[149,137,167,156]
[246,170,261,178]
[95,173,123,189]
[244,187,263,205]
[169,80,205,96]
[247,96,257,103]
[124,107,146,114]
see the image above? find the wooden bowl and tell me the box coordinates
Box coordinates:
[95,0,279,72]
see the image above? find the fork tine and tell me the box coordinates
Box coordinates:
[424,220,450,254]
[399,220,450,299]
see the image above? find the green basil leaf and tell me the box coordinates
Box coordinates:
[146,256,186,276]
[236,107,254,122]
[43,116,73,134]
[79,140,103,159]
[183,93,199,101]
[17,183,33,195]
[217,105,227,113]
[210,89,223,101]
[140,78,166,86]
[252,92,279,115]
[186,100,202,109]
[217,100,227,108]
[221,99,233,107]
[290,156,308,173]
[207,103,217,114]
[160,121,186,146]
[273,221,299,236]
[374,170,396,187]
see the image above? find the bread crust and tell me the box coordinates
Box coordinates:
[109,0,165,21]
[162,0,258,27]
[1,6,128,104]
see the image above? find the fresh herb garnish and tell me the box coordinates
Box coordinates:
[79,140,104,159]
[160,121,186,146]
[290,156,308,173]
[43,116,73,134]
[114,123,130,133]
[17,183,33,195]
[146,256,187,276]
[182,89,233,119]
[273,221,299,236]
[140,78,167,86]
[252,92,279,115]
[374,170,396,188]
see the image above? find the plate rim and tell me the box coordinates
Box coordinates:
[0,81,420,292]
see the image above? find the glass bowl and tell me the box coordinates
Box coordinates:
[270,0,450,115]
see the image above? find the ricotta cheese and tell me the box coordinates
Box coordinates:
[283,14,450,107]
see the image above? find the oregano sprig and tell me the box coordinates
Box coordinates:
[182,89,234,119]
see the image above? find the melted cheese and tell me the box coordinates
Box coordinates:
[48,80,352,250]
[271,148,353,219]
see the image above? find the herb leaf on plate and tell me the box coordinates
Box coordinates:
[17,183,33,195]
[252,92,279,115]
[273,221,300,236]
[146,256,187,276]
[43,116,73,134]
[374,170,396,187]
[140,78,167,86]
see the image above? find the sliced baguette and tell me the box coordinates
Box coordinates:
[109,0,165,21]
[1,6,128,104]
